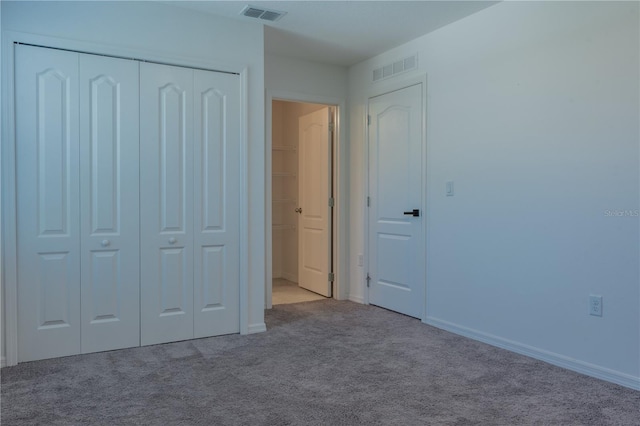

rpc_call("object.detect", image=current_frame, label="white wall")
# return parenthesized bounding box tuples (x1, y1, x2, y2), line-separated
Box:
(349, 1, 640, 389)
(271, 100, 300, 282)
(266, 53, 348, 99)
(0, 1, 4, 368)
(1, 0, 266, 361)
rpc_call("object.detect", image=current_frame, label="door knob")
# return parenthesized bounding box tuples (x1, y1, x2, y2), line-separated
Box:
(168, 237, 177, 245)
(403, 209, 420, 217)
(101, 239, 110, 247)
(295, 207, 302, 214)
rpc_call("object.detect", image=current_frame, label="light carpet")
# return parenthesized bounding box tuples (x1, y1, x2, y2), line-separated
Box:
(2, 300, 639, 425)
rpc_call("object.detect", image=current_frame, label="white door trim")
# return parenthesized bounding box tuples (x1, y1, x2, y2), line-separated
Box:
(265, 90, 347, 309)
(364, 73, 429, 321)
(1, 31, 251, 366)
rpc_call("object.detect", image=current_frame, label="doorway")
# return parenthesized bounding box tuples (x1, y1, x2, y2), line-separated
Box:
(270, 100, 335, 306)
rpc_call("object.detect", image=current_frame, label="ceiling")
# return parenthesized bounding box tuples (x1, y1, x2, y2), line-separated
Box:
(172, 1, 498, 66)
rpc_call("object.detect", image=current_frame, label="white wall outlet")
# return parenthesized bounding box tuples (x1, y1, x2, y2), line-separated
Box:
(589, 295, 603, 317)
(358, 254, 364, 267)
(446, 181, 454, 196)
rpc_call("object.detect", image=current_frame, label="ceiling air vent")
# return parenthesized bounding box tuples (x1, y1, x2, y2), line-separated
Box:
(240, 5, 287, 22)
(373, 54, 418, 82)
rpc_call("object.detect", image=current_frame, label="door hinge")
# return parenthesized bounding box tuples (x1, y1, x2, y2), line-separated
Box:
(367, 196, 370, 207)
(329, 122, 335, 132)
(366, 273, 371, 287)
(328, 272, 335, 282)
(367, 115, 371, 125)
(329, 197, 335, 208)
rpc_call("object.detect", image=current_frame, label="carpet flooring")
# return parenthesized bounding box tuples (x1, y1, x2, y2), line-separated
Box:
(1, 299, 639, 425)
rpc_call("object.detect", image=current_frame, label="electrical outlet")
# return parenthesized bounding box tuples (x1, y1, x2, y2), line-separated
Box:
(589, 295, 603, 317)
(358, 254, 364, 267)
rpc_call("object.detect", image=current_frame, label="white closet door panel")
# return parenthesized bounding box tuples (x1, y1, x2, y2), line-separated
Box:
(140, 62, 195, 346)
(193, 70, 240, 338)
(16, 45, 81, 361)
(79, 54, 140, 353)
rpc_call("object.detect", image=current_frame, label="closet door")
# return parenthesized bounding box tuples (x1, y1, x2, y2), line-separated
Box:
(16, 45, 81, 361)
(193, 70, 240, 337)
(140, 62, 195, 346)
(79, 54, 140, 353)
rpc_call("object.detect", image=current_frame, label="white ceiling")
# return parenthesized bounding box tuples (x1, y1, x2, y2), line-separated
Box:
(172, 1, 498, 66)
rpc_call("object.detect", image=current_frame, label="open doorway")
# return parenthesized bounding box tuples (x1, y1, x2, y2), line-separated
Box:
(270, 100, 336, 306)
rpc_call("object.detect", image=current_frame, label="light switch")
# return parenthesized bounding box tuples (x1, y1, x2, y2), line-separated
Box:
(446, 181, 454, 196)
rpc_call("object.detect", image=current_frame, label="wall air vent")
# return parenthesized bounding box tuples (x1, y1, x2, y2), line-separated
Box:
(372, 54, 418, 82)
(240, 5, 287, 22)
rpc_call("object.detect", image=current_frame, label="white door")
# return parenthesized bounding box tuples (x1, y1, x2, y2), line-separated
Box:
(140, 62, 195, 346)
(368, 84, 424, 318)
(79, 54, 140, 353)
(297, 108, 332, 297)
(16, 45, 81, 361)
(193, 70, 240, 337)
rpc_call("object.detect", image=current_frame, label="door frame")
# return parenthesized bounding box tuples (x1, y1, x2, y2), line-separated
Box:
(1, 31, 251, 367)
(265, 90, 347, 308)
(364, 74, 429, 321)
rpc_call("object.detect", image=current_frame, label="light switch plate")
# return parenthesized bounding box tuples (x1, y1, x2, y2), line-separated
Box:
(446, 181, 454, 196)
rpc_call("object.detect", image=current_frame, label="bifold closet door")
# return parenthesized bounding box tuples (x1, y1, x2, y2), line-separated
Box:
(16, 45, 241, 359)
(140, 62, 195, 346)
(193, 70, 240, 338)
(16, 45, 81, 361)
(79, 54, 140, 353)
(140, 63, 241, 345)
(16, 45, 140, 361)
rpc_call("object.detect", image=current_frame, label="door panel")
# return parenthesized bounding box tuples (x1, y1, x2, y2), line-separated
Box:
(298, 108, 332, 297)
(79, 54, 140, 353)
(368, 84, 424, 318)
(140, 62, 195, 345)
(16, 45, 81, 361)
(193, 70, 240, 337)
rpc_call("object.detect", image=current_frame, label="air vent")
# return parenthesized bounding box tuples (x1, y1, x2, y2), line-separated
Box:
(240, 5, 287, 22)
(373, 54, 418, 82)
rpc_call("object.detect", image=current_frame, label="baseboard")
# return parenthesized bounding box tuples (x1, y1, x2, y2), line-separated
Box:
(349, 294, 365, 304)
(247, 322, 267, 334)
(425, 317, 640, 391)
(282, 272, 297, 283)
(1, 356, 6, 368)
(272, 271, 282, 279)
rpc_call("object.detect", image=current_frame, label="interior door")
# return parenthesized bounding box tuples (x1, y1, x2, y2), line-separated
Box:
(79, 53, 140, 353)
(193, 69, 240, 337)
(16, 45, 81, 361)
(368, 84, 424, 318)
(297, 107, 332, 297)
(140, 62, 195, 346)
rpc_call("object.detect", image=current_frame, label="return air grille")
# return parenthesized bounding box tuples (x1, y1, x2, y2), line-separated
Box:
(373, 54, 418, 82)
(240, 5, 287, 22)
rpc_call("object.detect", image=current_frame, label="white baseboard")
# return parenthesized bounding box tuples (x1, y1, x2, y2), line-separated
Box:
(247, 322, 267, 334)
(282, 272, 297, 283)
(1, 356, 6, 368)
(272, 272, 298, 282)
(424, 316, 640, 391)
(349, 294, 365, 304)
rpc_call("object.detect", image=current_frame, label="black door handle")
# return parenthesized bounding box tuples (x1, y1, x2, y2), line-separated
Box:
(403, 209, 420, 217)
